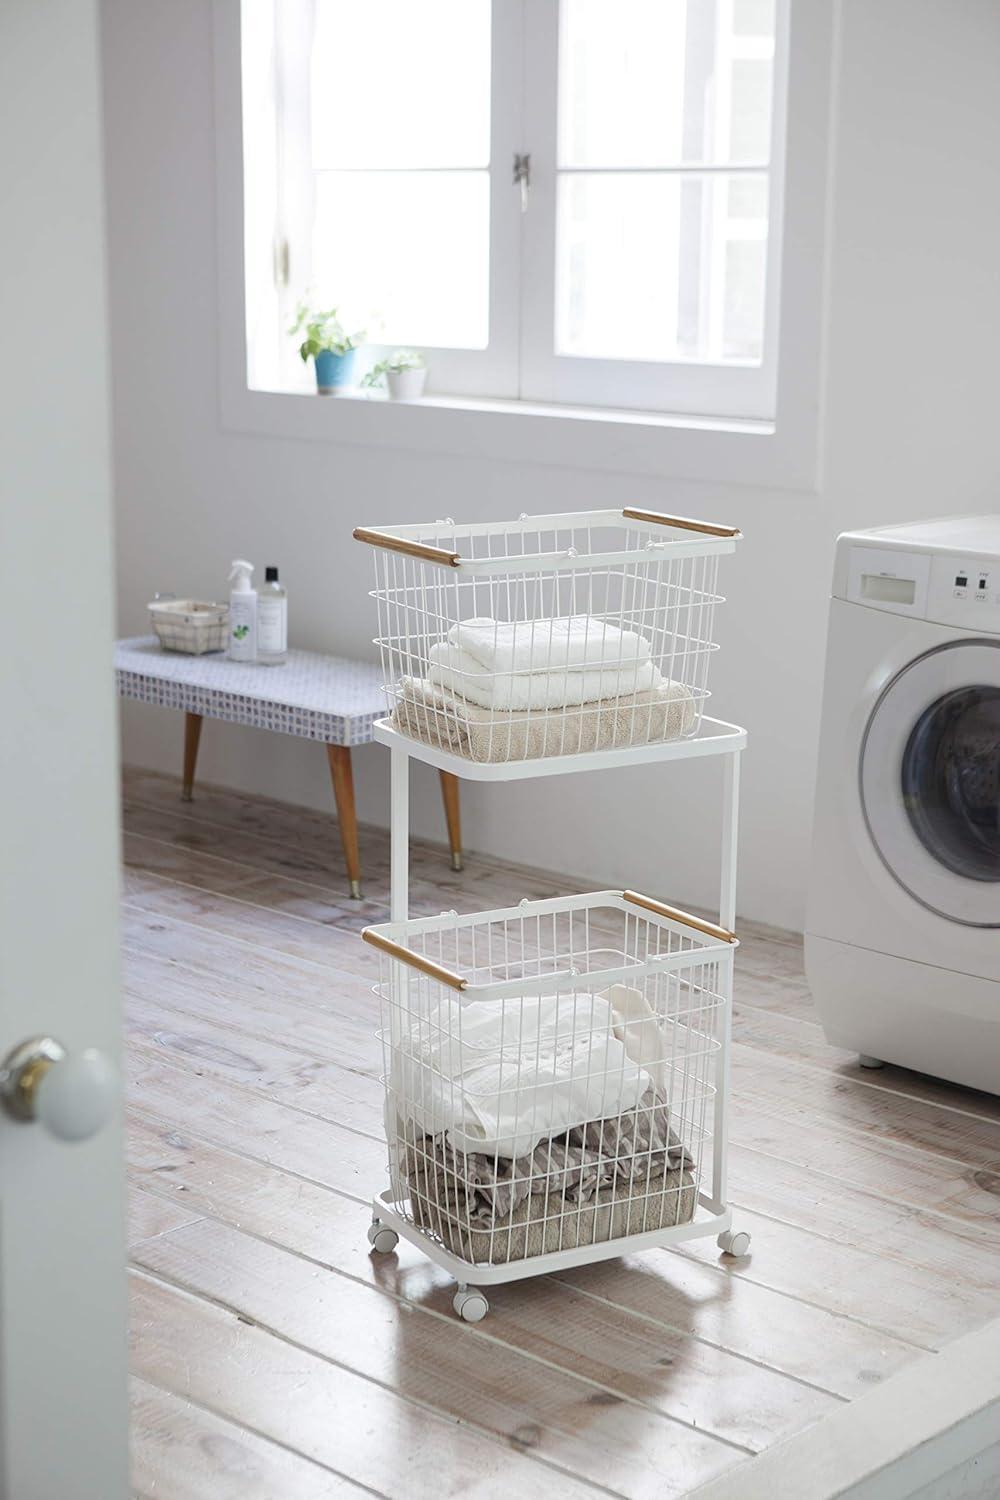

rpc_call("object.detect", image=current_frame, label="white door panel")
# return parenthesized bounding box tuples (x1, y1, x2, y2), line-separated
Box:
(0, 2, 129, 1497)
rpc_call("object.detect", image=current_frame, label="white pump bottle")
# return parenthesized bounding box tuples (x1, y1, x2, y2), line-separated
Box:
(228, 559, 257, 661)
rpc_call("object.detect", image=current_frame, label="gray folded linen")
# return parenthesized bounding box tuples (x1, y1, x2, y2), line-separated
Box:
(402, 1085, 697, 1265)
(391, 675, 697, 763)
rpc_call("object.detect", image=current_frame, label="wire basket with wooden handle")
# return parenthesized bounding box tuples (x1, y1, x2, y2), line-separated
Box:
(362, 887, 737, 1289)
(354, 508, 741, 764)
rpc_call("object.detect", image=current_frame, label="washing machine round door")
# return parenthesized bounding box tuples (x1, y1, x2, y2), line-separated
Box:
(861, 640, 1000, 926)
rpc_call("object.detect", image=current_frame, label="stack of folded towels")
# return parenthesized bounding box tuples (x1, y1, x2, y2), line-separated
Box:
(392, 615, 695, 762)
(396, 983, 697, 1263)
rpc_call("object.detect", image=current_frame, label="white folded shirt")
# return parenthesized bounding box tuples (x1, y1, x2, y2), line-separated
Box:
(427, 639, 662, 710)
(449, 616, 653, 674)
(394, 989, 650, 1158)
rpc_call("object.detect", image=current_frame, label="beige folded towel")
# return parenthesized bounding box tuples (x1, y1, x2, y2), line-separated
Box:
(391, 675, 696, 763)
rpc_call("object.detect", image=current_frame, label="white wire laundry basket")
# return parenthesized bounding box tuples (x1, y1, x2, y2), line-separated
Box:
(362, 888, 745, 1321)
(354, 508, 741, 765)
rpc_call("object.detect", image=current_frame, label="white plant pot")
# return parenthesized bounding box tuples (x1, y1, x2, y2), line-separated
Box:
(386, 367, 426, 401)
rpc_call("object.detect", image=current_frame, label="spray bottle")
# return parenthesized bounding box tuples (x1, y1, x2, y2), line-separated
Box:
(228, 559, 257, 661)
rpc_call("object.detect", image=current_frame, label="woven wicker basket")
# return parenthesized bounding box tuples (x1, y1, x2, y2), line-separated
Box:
(149, 599, 229, 655)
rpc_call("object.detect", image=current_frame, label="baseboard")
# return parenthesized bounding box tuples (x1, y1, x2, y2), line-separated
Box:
(690, 1318, 1000, 1499)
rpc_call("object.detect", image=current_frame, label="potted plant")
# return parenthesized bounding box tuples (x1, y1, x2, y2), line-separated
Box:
(290, 302, 365, 394)
(361, 349, 427, 401)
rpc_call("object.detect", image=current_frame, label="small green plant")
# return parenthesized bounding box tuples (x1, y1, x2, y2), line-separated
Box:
(289, 302, 365, 362)
(233, 623, 250, 640)
(361, 349, 426, 389)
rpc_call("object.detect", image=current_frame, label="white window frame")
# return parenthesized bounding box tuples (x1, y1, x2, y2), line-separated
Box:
(520, 0, 789, 421)
(266, 1, 525, 400)
(213, 0, 836, 491)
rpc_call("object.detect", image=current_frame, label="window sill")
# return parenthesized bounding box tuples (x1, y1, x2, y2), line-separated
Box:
(352, 386, 774, 435)
(220, 379, 819, 492)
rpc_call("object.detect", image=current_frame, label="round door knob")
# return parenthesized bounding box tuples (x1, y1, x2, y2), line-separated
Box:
(0, 1037, 116, 1142)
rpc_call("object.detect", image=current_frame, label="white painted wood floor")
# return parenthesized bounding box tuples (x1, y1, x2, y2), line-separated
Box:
(123, 767, 1000, 1499)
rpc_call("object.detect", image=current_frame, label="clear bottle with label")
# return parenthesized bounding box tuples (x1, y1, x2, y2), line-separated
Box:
(257, 565, 287, 665)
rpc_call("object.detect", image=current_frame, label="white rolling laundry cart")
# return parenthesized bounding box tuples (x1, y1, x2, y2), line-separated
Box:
(355, 508, 750, 1320)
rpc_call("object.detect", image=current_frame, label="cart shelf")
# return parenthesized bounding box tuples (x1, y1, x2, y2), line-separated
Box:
(374, 714, 746, 782)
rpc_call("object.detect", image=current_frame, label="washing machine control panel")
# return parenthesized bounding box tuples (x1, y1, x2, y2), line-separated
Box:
(926, 554, 1000, 631)
(847, 545, 1000, 632)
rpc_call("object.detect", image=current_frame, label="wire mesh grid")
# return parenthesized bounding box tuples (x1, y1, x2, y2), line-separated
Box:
(371, 895, 731, 1269)
(363, 511, 736, 764)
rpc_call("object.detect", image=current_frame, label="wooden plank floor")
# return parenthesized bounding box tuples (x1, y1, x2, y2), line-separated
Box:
(123, 766, 1000, 1498)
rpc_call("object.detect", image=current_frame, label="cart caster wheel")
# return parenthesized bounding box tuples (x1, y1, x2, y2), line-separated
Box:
(367, 1222, 399, 1255)
(453, 1287, 489, 1323)
(717, 1229, 751, 1258)
(859, 1054, 884, 1070)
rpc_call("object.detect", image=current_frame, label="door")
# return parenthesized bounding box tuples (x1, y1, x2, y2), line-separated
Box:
(861, 640, 1000, 928)
(0, 2, 129, 1497)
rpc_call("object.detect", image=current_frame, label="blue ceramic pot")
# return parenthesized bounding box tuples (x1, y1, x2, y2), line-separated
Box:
(314, 348, 357, 393)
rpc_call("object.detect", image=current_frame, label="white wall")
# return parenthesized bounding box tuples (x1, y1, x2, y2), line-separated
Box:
(101, 0, 1000, 932)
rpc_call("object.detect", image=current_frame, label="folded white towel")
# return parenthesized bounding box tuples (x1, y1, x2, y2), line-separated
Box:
(449, 616, 653, 675)
(428, 639, 662, 711)
(395, 990, 649, 1157)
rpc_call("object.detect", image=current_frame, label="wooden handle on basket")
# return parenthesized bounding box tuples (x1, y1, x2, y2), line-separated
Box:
(353, 527, 461, 568)
(622, 508, 741, 540)
(361, 928, 468, 990)
(622, 890, 737, 944)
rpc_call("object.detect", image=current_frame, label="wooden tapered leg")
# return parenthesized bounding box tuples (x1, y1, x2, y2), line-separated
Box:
(327, 744, 362, 899)
(181, 712, 203, 802)
(439, 770, 463, 872)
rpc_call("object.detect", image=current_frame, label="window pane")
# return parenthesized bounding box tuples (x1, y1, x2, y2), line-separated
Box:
(311, 0, 491, 169)
(733, 0, 775, 36)
(723, 238, 766, 359)
(729, 58, 772, 163)
(728, 175, 767, 219)
(555, 172, 767, 363)
(312, 171, 490, 348)
(559, 0, 775, 167)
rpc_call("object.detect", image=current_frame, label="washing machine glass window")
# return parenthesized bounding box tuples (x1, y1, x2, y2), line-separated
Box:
(901, 688, 1000, 883)
(860, 640, 1000, 927)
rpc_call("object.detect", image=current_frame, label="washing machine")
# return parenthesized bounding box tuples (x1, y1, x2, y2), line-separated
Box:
(805, 515, 1000, 1093)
